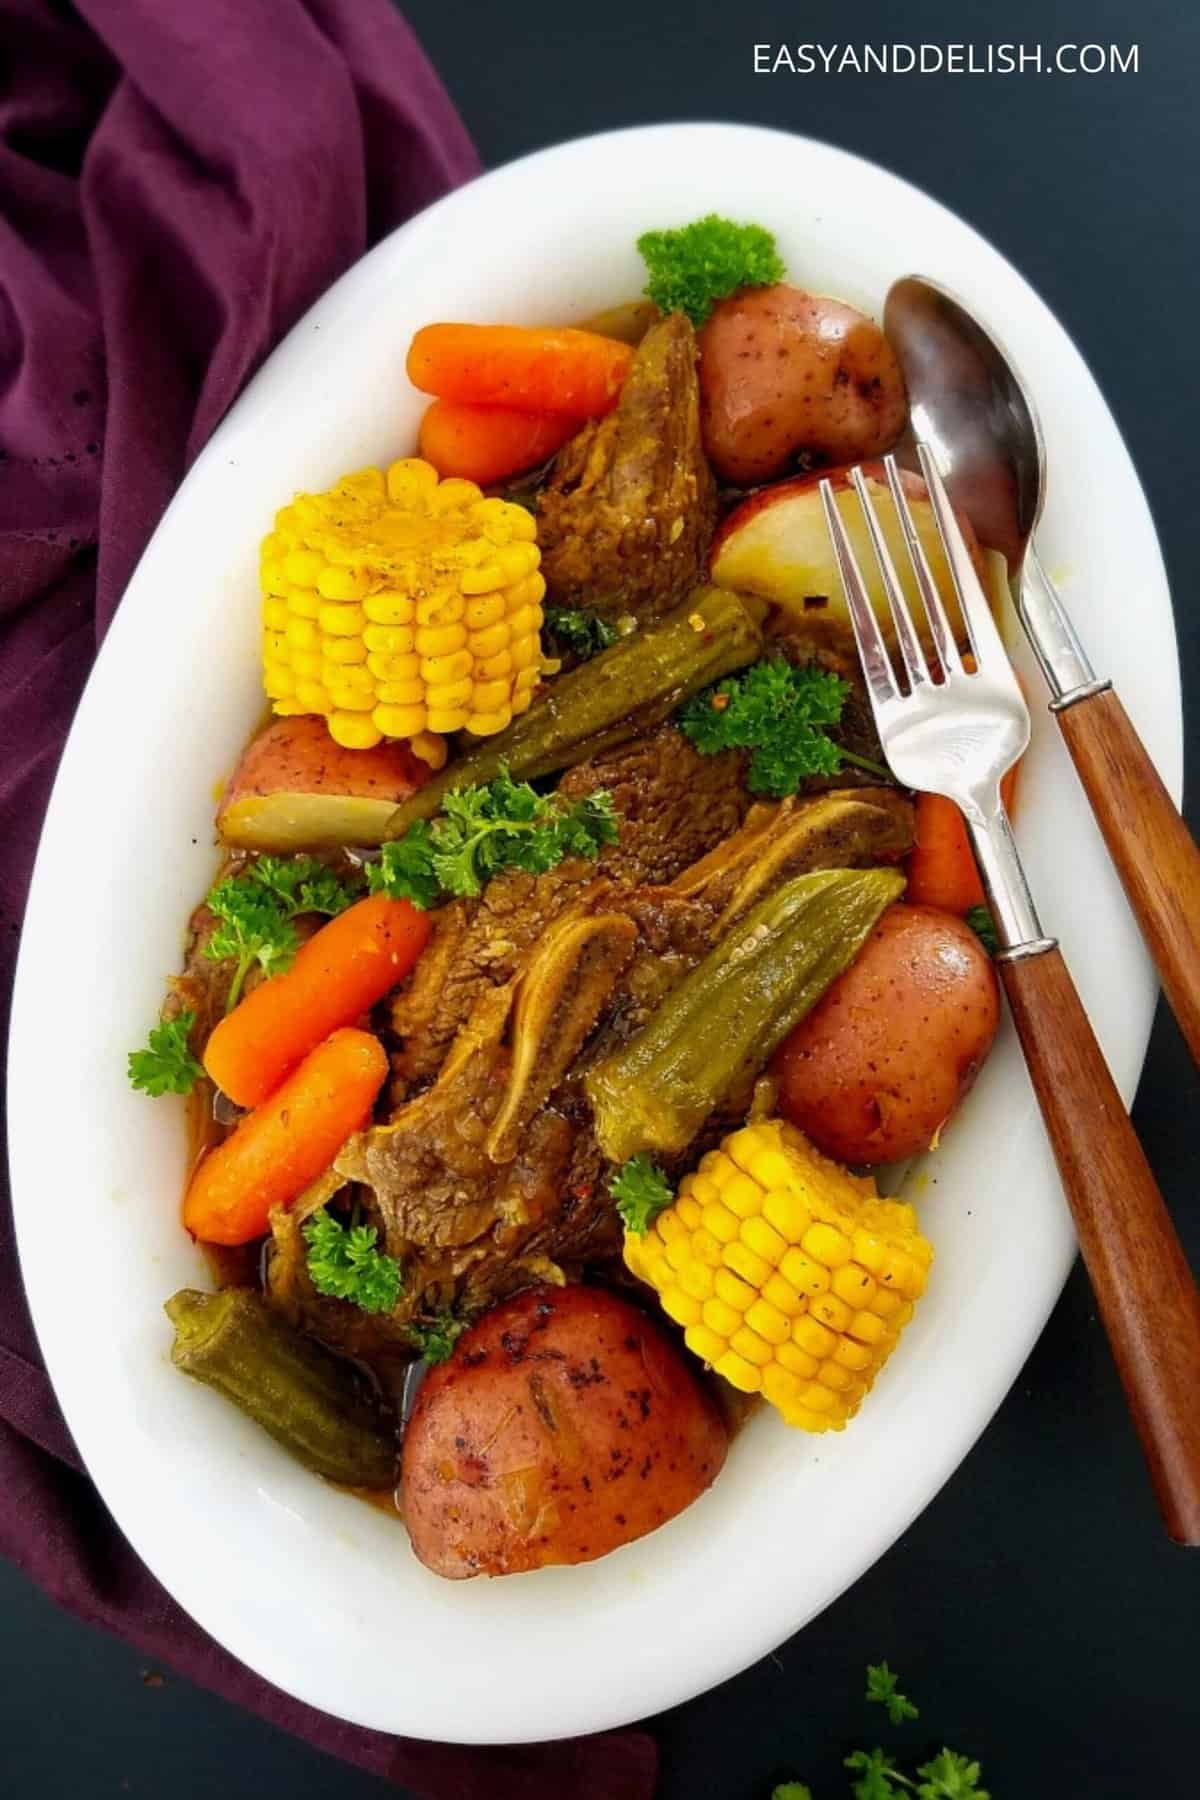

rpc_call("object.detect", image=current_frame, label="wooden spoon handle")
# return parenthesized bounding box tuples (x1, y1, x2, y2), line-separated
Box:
(1056, 687, 1200, 1064)
(1000, 943, 1200, 1543)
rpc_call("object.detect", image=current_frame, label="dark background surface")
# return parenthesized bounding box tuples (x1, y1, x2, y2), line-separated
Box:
(5, 1, 1198, 1794)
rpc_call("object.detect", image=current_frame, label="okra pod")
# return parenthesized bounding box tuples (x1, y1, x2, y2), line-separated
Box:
(166, 1287, 398, 1487)
(384, 585, 763, 834)
(586, 865, 905, 1162)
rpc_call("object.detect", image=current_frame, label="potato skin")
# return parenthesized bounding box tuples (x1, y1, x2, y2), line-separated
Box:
(699, 286, 907, 486)
(402, 1284, 729, 1579)
(217, 715, 429, 851)
(772, 904, 999, 1165)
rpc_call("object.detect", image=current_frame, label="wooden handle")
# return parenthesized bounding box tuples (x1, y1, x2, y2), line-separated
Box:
(1057, 687, 1200, 1063)
(1001, 944, 1200, 1543)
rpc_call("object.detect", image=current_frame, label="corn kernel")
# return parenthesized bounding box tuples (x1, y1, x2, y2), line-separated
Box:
(762, 1366, 804, 1413)
(714, 1350, 762, 1394)
(263, 597, 290, 630)
(364, 591, 416, 626)
(812, 1292, 852, 1333)
(410, 731, 447, 769)
(386, 457, 440, 504)
(721, 1171, 765, 1220)
(802, 1221, 852, 1268)
(741, 1215, 787, 1266)
(689, 1228, 724, 1269)
(376, 678, 426, 706)
(702, 1296, 742, 1339)
(792, 1314, 836, 1358)
(263, 664, 294, 699)
(373, 702, 426, 737)
(848, 1310, 887, 1347)
(364, 624, 417, 656)
(285, 586, 322, 619)
(468, 622, 511, 660)
(763, 1188, 812, 1244)
(286, 616, 318, 651)
(779, 1248, 830, 1297)
(319, 602, 367, 638)
(816, 1361, 855, 1393)
(291, 649, 323, 680)
(832, 1263, 876, 1307)
(745, 1298, 790, 1346)
(465, 708, 512, 735)
(713, 1267, 756, 1312)
(701, 1201, 739, 1245)
(324, 635, 368, 666)
(660, 1286, 702, 1329)
(317, 564, 371, 602)
(723, 1239, 771, 1290)
(685, 1323, 728, 1365)
(329, 712, 383, 749)
(730, 1326, 772, 1368)
(294, 679, 330, 711)
(474, 648, 514, 681)
(762, 1272, 805, 1317)
(776, 1341, 819, 1379)
(283, 548, 324, 586)
(679, 1262, 715, 1302)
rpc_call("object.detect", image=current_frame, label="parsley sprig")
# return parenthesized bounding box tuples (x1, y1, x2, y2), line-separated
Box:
(368, 770, 619, 906)
(679, 660, 890, 798)
(128, 1012, 204, 1097)
(637, 214, 785, 326)
(772, 1667, 988, 1800)
(407, 1311, 467, 1365)
(543, 606, 619, 660)
(303, 1208, 403, 1315)
(867, 1663, 919, 1727)
(609, 1153, 673, 1235)
(964, 906, 999, 957)
(205, 855, 358, 1010)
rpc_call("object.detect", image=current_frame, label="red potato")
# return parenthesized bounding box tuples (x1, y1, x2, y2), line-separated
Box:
(772, 903, 1000, 1166)
(699, 285, 907, 485)
(402, 1284, 729, 1579)
(216, 715, 430, 851)
(710, 464, 985, 660)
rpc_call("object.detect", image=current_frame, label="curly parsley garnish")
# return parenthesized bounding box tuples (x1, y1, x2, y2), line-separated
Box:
(637, 214, 785, 326)
(866, 1662, 919, 1727)
(543, 606, 619, 660)
(128, 1012, 204, 1097)
(609, 1153, 673, 1235)
(679, 659, 889, 797)
(303, 1208, 403, 1315)
(964, 905, 999, 957)
(368, 770, 619, 906)
(407, 1311, 467, 1365)
(204, 855, 359, 1010)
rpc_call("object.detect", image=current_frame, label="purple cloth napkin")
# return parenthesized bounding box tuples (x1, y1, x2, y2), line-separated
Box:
(0, 4, 657, 1794)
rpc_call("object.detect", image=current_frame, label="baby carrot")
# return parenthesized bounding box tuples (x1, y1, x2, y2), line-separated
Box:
(418, 399, 578, 485)
(407, 324, 632, 418)
(183, 1028, 388, 1245)
(905, 765, 1020, 913)
(204, 894, 430, 1109)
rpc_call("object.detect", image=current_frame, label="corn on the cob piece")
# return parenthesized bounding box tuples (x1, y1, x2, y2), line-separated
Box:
(623, 1118, 932, 1432)
(259, 458, 548, 759)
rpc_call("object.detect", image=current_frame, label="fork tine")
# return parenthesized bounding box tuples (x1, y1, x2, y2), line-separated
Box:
(819, 479, 898, 710)
(849, 466, 930, 689)
(915, 442, 1010, 672)
(882, 453, 962, 677)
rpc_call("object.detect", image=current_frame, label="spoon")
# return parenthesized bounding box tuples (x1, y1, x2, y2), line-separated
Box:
(885, 275, 1200, 1064)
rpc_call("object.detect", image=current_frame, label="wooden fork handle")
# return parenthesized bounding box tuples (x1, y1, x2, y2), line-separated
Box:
(1000, 943, 1200, 1543)
(1056, 686, 1200, 1065)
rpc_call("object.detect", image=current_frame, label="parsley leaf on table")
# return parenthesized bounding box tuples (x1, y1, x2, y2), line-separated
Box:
(772, 1786, 814, 1800)
(369, 770, 619, 905)
(678, 659, 889, 797)
(845, 1748, 912, 1799)
(303, 1208, 403, 1315)
(128, 1011, 204, 1097)
(866, 1663, 920, 1726)
(407, 1310, 466, 1364)
(915, 1751, 989, 1799)
(609, 1153, 673, 1235)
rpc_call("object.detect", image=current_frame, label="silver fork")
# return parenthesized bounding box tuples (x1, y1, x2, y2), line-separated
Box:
(821, 448, 1200, 1545)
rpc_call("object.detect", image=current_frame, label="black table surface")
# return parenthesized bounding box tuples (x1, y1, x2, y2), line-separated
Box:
(5, 2, 1199, 1794)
